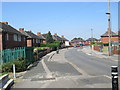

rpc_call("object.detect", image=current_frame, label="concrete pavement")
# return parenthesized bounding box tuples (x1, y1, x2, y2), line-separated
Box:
(80, 46, 119, 61)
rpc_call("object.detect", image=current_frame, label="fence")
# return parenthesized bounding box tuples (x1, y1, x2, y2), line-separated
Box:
(0, 47, 34, 64)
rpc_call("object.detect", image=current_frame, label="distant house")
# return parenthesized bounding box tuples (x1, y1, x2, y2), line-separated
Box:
(19, 28, 41, 47)
(52, 33, 63, 42)
(85, 38, 100, 45)
(61, 35, 70, 47)
(52, 33, 70, 47)
(71, 40, 84, 46)
(37, 32, 45, 43)
(0, 22, 27, 51)
(42, 33, 47, 44)
(101, 30, 120, 45)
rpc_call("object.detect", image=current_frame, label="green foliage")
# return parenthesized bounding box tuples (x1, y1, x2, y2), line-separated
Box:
(34, 47, 49, 50)
(71, 37, 85, 41)
(46, 31, 54, 43)
(90, 42, 103, 45)
(1, 58, 27, 73)
(39, 41, 60, 50)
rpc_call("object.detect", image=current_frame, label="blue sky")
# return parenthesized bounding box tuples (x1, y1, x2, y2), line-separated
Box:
(2, 2, 118, 40)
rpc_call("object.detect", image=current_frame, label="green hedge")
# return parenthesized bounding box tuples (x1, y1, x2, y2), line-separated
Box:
(1, 58, 28, 73)
(40, 41, 60, 50)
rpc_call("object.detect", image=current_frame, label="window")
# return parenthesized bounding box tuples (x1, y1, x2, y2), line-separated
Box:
(13, 34, 18, 41)
(18, 35, 21, 41)
(5, 33, 9, 40)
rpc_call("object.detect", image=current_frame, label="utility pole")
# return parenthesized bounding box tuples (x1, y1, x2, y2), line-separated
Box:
(106, 0, 112, 56)
(91, 29, 93, 43)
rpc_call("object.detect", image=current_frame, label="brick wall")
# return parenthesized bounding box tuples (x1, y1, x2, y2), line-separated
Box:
(92, 45, 100, 52)
(2, 32, 27, 50)
(101, 36, 119, 43)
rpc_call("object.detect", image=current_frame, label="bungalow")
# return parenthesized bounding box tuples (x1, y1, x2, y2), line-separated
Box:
(0, 22, 27, 51)
(71, 40, 84, 46)
(85, 38, 101, 45)
(19, 28, 41, 47)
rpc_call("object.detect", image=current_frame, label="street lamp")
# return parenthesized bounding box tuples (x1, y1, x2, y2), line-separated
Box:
(106, 0, 112, 56)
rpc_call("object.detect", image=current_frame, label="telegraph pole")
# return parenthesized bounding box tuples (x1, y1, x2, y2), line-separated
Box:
(91, 29, 93, 42)
(106, 0, 112, 56)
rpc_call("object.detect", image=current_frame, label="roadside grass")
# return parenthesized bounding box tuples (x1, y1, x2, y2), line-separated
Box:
(0, 72, 9, 76)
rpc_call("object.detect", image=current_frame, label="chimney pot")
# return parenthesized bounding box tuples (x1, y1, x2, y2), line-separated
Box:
(1, 22, 8, 25)
(62, 35, 64, 38)
(54, 33, 57, 36)
(37, 32, 41, 36)
(19, 28, 24, 32)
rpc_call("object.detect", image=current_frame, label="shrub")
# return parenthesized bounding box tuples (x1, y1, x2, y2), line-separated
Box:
(2, 58, 27, 73)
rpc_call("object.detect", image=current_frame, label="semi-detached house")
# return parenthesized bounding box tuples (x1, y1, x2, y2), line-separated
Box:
(0, 22, 27, 51)
(19, 28, 41, 47)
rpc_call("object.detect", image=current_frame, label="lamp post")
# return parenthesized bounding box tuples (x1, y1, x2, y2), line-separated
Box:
(106, 0, 112, 56)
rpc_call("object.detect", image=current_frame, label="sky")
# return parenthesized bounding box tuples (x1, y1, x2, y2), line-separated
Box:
(1, 2, 118, 40)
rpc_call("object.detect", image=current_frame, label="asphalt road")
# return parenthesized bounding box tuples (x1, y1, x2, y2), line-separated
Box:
(12, 47, 118, 88)
(65, 47, 117, 77)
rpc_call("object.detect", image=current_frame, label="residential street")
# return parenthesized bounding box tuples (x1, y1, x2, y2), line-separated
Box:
(13, 46, 118, 88)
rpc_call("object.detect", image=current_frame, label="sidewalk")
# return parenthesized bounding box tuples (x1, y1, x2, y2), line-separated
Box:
(81, 46, 119, 61)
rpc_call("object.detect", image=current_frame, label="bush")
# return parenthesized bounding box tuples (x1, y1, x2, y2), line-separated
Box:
(2, 58, 27, 73)
(39, 41, 60, 50)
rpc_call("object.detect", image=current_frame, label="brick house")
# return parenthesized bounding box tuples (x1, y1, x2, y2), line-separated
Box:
(0, 22, 27, 51)
(19, 28, 41, 47)
(101, 30, 120, 44)
(71, 40, 85, 46)
(85, 38, 101, 45)
(37, 32, 45, 43)
(52, 33, 63, 42)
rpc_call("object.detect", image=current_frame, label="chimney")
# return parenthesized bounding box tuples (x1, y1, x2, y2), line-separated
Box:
(62, 35, 64, 38)
(54, 33, 57, 36)
(19, 28, 24, 32)
(37, 32, 41, 36)
(1, 22, 8, 25)
(27, 30, 32, 32)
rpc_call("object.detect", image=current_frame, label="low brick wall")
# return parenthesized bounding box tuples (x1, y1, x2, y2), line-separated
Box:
(112, 46, 120, 55)
(92, 45, 101, 52)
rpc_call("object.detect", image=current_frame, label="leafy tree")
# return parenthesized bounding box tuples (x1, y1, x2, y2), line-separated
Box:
(46, 31, 54, 43)
(71, 37, 84, 41)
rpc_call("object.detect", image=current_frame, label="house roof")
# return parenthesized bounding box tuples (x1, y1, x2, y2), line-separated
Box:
(38, 34, 45, 40)
(86, 38, 98, 41)
(0, 22, 26, 36)
(101, 31, 117, 37)
(52, 35, 63, 41)
(42, 34, 47, 39)
(21, 31, 40, 39)
(61, 37, 69, 41)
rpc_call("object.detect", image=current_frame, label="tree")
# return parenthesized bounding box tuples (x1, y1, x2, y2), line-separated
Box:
(71, 37, 84, 41)
(46, 31, 54, 43)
